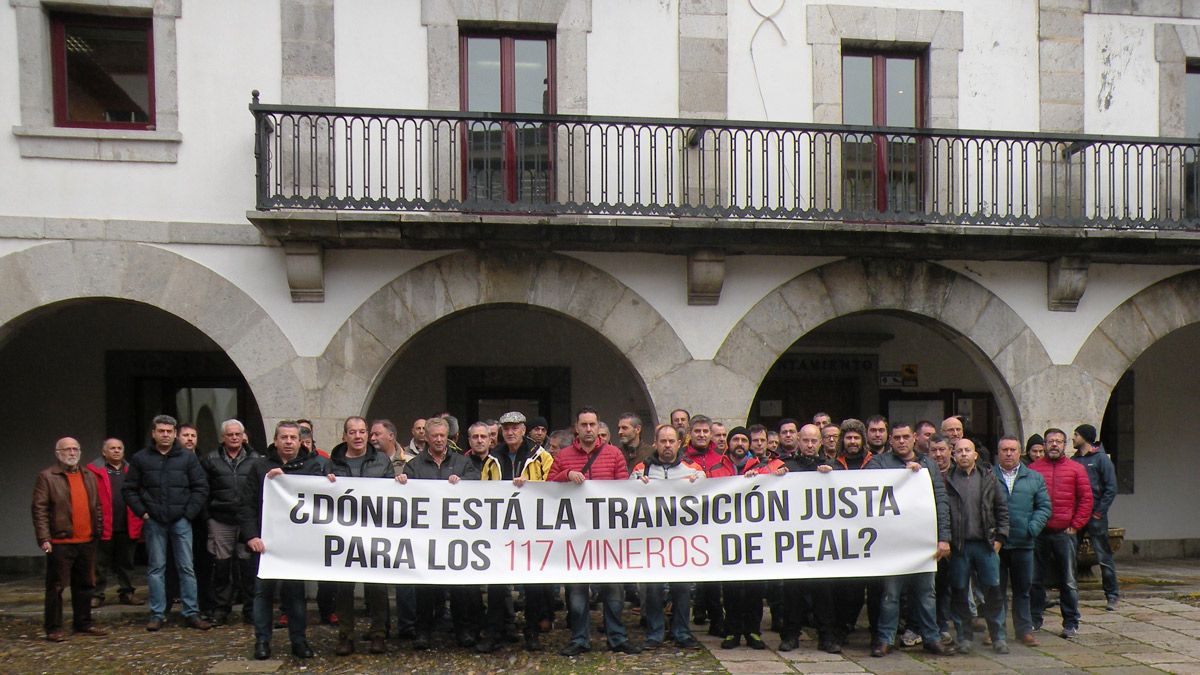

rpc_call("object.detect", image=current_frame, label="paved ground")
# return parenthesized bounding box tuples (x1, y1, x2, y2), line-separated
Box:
(0, 559, 1198, 673)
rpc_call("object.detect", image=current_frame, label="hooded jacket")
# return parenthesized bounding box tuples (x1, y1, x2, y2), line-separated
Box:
(1073, 446, 1117, 518)
(123, 443, 208, 524)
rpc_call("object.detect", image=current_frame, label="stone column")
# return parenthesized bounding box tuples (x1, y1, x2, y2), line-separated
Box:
(1038, 0, 1086, 220)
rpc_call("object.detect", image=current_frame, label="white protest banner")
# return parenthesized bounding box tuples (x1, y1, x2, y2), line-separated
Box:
(258, 469, 938, 584)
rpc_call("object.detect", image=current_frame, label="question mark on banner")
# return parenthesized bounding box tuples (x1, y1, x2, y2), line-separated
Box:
(859, 528, 878, 558)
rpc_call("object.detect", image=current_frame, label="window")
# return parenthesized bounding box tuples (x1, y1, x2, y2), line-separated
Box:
(51, 12, 154, 130)
(1184, 64, 1200, 217)
(460, 31, 555, 204)
(841, 50, 924, 214)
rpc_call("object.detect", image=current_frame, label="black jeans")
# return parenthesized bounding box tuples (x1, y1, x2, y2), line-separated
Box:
(335, 582, 388, 640)
(44, 541, 96, 634)
(95, 533, 135, 600)
(721, 580, 764, 637)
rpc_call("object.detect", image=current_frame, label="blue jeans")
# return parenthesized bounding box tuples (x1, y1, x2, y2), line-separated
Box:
(642, 582, 692, 643)
(949, 541, 1003, 642)
(1086, 515, 1120, 601)
(993, 547, 1035, 639)
(253, 576, 306, 644)
(566, 584, 627, 648)
(877, 572, 938, 646)
(1032, 530, 1080, 630)
(144, 518, 199, 619)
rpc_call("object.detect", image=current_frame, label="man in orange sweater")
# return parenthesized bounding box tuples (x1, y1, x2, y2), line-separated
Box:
(31, 437, 106, 642)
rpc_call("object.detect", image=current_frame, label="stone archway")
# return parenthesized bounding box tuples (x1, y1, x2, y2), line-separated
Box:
(318, 250, 692, 423)
(713, 258, 1053, 438)
(1070, 269, 1200, 432)
(0, 240, 304, 430)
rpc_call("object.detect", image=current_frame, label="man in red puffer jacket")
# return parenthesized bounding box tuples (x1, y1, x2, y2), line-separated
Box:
(1028, 428, 1093, 639)
(549, 407, 640, 657)
(86, 438, 144, 607)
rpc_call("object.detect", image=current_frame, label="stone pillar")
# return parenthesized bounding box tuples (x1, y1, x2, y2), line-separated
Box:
(279, 0, 335, 201)
(679, 0, 728, 209)
(645, 360, 759, 431)
(1012, 364, 1113, 441)
(1038, 0, 1086, 220)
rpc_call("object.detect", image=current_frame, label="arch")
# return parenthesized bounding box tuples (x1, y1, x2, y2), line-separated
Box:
(320, 250, 692, 416)
(0, 240, 304, 431)
(713, 258, 1054, 437)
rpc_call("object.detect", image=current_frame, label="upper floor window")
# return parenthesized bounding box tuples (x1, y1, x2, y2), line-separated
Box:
(51, 12, 154, 130)
(841, 50, 924, 214)
(460, 31, 555, 204)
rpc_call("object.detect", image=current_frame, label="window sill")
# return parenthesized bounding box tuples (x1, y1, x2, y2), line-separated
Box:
(12, 125, 181, 163)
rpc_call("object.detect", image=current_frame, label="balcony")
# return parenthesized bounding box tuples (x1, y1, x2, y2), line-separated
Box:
(248, 95, 1200, 264)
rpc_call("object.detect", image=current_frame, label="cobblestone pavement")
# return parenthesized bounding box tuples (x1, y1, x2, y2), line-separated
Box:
(0, 559, 1197, 674)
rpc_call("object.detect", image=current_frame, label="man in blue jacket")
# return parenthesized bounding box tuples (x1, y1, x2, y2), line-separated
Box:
(1072, 424, 1119, 611)
(991, 435, 1051, 647)
(122, 414, 211, 632)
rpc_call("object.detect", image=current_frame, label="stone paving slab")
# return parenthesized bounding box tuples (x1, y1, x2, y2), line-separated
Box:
(206, 662, 282, 674)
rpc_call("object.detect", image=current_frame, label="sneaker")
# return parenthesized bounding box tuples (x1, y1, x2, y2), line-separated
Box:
(940, 631, 955, 645)
(1060, 626, 1078, 639)
(900, 628, 923, 647)
(745, 633, 766, 650)
(720, 635, 739, 649)
(993, 640, 1010, 654)
(1106, 597, 1119, 612)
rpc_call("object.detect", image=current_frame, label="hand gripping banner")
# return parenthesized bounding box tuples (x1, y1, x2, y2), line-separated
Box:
(258, 469, 938, 584)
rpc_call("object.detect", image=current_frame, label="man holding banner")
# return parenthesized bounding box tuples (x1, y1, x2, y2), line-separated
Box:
(397, 416, 482, 651)
(630, 423, 704, 650)
(865, 422, 955, 657)
(241, 421, 329, 660)
(548, 406, 642, 656)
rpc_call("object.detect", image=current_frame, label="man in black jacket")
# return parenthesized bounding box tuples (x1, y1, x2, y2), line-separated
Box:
(328, 416, 395, 656)
(122, 414, 211, 632)
(242, 420, 330, 660)
(945, 438, 1009, 654)
(200, 419, 259, 624)
(399, 416, 482, 650)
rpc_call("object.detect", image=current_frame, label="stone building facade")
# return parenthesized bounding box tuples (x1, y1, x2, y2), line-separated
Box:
(2, 0, 1200, 563)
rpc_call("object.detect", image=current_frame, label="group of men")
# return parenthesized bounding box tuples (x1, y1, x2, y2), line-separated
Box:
(31, 407, 1119, 661)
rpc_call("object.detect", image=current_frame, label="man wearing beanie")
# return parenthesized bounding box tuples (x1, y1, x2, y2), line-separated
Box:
(1024, 435, 1045, 465)
(1072, 424, 1119, 610)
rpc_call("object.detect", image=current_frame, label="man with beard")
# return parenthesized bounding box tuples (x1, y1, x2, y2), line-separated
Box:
(834, 419, 873, 470)
(243, 421, 329, 660)
(718, 425, 767, 650)
(526, 416, 549, 449)
(820, 424, 840, 460)
(549, 407, 641, 656)
(865, 423, 955, 657)
(32, 437, 106, 642)
(616, 413, 653, 472)
(865, 416, 890, 456)
(1029, 428, 1093, 639)
(670, 409, 691, 439)
(829, 418, 877, 645)
(631, 424, 704, 650)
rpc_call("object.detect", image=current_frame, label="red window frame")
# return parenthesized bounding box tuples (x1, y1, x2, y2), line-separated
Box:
(842, 49, 926, 212)
(459, 30, 556, 204)
(50, 12, 156, 130)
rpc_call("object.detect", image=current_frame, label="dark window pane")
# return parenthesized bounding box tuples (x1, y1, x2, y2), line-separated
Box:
(63, 21, 150, 124)
(1186, 69, 1200, 139)
(842, 55, 873, 125)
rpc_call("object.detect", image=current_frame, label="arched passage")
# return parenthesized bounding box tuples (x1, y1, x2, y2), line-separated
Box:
(1076, 270, 1200, 544)
(0, 240, 304, 430)
(317, 250, 692, 426)
(714, 259, 1052, 439)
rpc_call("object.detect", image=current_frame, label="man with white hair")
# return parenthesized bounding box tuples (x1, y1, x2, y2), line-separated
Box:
(200, 419, 260, 625)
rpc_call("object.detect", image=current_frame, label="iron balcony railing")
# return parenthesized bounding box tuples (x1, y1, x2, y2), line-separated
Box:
(251, 95, 1200, 229)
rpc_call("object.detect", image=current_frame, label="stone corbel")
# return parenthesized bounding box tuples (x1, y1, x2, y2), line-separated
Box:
(284, 242, 324, 302)
(687, 249, 725, 305)
(1047, 256, 1088, 312)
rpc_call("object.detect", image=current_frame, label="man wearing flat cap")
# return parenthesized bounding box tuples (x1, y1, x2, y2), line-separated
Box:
(1072, 424, 1119, 610)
